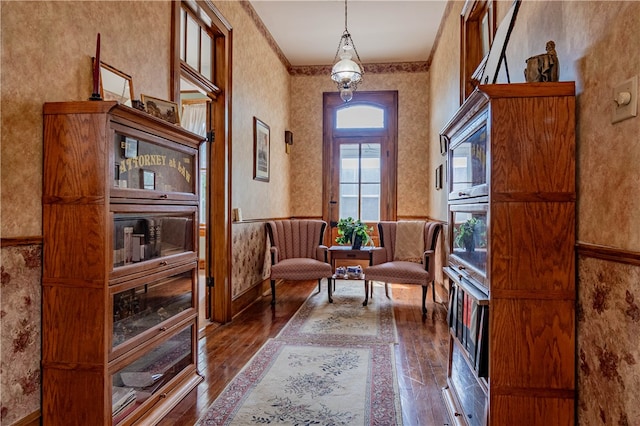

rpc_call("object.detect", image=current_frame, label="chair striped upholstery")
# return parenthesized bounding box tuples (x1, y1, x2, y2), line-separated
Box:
(364, 221, 442, 314)
(265, 220, 332, 305)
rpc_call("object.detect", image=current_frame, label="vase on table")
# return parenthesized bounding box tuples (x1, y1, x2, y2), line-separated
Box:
(351, 232, 363, 250)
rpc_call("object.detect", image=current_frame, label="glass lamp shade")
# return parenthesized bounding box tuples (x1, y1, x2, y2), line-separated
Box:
(331, 50, 363, 86)
(340, 87, 354, 102)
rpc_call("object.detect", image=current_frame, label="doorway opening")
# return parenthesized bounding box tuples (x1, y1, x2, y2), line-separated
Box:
(174, 1, 232, 327)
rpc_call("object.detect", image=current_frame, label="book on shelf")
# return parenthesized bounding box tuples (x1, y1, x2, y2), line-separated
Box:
(132, 234, 144, 262)
(121, 372, 163, 388)
(112, 386, 136, 416)
(112, 399, 138, 424)
(135, 375, 167, 403)
(146, 218, 162, 258)
(455, 287, 464, 341)
(154, 221, 162, 257)
(124, 227, 134, 265)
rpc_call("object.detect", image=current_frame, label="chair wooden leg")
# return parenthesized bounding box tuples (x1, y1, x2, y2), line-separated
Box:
(270, 280, 276, 305)
(431, 280, 436, 302)
(385, 283, 390, 298)
(421, 285, 428, 314)
(317, 278, 322, 292)
(363, 280, 369, 306)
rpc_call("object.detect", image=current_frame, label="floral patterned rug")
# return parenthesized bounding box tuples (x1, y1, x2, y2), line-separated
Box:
(196, 282, 402, 425)
(277, 280, 398, 345)
(195, 339, 401, 425)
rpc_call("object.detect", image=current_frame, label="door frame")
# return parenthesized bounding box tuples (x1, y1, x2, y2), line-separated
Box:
(322, 91, 398, 247)
(172, 1, 233, 324)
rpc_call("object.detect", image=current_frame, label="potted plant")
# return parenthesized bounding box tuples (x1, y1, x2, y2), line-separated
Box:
(336, 217, 371, 249)
(455, 217, 478, 253)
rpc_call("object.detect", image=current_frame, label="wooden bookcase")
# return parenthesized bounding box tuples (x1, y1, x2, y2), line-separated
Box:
(440, 82, 576, 425)
(42, 101, 204, 425)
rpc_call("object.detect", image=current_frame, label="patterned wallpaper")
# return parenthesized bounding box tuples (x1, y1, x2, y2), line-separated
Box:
(578, 256, 640, 424)
(0, 1, 172, 238)
(231, 222, 271, 299)
(0, 245, 42, 424)
(427, 1, 463, 223)
(213, 1, 292, 221)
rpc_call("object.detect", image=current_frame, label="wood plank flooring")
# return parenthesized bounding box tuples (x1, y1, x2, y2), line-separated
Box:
(159, 280, 451, 426)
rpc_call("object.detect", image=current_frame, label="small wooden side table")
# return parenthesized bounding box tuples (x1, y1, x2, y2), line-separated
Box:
(328, 246, 382, 306)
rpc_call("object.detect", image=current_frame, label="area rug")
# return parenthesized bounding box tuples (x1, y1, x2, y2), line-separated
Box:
(195, 339, 402, 425)
(195, 281, 403, 425)
(277, 280, 398, 345)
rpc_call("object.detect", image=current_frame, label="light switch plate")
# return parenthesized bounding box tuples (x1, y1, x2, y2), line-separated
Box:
(612, 75, 638, 124)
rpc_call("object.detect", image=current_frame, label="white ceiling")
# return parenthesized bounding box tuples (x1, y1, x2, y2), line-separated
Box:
(249, 1, 448, 66)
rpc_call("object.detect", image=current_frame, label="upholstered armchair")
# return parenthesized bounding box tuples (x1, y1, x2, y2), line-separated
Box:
(364, 221, 442, 314)
(265, 220, 333, 305)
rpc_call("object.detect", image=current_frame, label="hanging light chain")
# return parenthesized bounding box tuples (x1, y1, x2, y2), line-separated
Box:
(330, 0, 365, 99)
(344, 0, 348, 31)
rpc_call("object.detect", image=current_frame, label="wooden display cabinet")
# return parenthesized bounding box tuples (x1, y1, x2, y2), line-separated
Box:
(42, 101, 204, 425)
(440, 83, 576, 425)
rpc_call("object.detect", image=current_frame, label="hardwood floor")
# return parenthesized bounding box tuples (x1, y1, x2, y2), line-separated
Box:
(159, 280, 451, 426)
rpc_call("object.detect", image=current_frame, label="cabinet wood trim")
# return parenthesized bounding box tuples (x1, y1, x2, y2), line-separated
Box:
(491, 192, 576, 203)
(490, 289, 576, 300)
(489, 386, 576, 399)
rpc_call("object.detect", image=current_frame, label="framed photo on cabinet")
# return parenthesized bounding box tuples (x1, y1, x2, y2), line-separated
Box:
(123, 137, 138, 159)
(141, 94, 180, 125)
(253, 117, 270, 182)
(95, 59, 134, 107)
(142, 169, 156, 190)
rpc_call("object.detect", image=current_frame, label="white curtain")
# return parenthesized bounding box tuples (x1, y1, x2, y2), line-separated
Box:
(181, 102, 207, 137)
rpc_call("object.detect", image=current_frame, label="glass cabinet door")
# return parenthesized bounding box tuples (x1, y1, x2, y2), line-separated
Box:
(111, 127, 198, 200)
(113, 212, 196, 269)
(449, 203, 488, 290)
(450, 208, 487, 274)
(110, 267, 195, 353)
(111, 324, 194, 423)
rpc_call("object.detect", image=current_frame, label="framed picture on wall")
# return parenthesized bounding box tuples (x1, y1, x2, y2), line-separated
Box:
(435, 164, 443, 190)
(253, 117, 270, 182)
(439, 134, 449, 156)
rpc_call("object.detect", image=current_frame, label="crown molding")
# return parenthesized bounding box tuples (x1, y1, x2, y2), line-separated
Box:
(239, 1, 291, 70)
(289, 61, 429, 77)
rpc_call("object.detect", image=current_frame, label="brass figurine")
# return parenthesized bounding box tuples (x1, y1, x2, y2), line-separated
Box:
(524, 40, 559, 82)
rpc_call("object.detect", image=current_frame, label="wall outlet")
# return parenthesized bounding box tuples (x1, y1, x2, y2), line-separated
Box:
(612, 75, 638, 124)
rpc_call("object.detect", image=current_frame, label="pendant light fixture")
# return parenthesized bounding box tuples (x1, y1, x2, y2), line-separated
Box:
(331, 0, 364, 102)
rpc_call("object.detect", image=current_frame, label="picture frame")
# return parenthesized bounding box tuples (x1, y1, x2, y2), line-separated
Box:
(123, 137, 138, 159)
(141, 169, 156, 190)
(253, 117, 270, 182)
(439, 134, 449, 156)
(141, 94, 181, 125)
(479, 0, 521, 85)
(435, 164, 443, 190)
(94, 59, 134, 107)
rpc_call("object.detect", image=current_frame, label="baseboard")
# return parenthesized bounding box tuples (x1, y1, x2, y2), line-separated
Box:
(232, 279, 271, 317)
